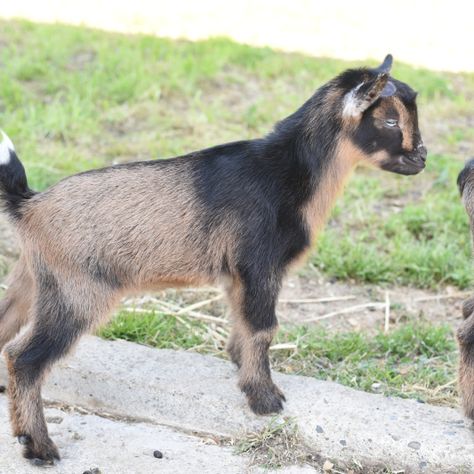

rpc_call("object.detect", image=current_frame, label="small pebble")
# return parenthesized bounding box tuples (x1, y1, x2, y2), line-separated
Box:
(323, 460, 334, 471)
(316, 425, 324, 433)
(46, 416, 63, 424)
(371, 382, 382, 392)
(408, 441, 421, 450)
(153, 450, 163, 459)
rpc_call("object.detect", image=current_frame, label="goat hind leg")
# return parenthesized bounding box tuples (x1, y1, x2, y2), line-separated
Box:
(4, 270, 113, 464)
(0, 260, 34, 394)
(0, 259, 34, 353)
(226, 283, 245, 367)
(5, 320, 83, 464)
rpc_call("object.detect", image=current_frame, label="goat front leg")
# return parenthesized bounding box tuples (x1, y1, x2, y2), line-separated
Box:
(227, 275, 285, 414)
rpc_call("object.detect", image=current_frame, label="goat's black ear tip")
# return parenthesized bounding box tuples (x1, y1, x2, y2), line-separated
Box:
(375, 54, 393, 74)
(382, 54, 393, 69)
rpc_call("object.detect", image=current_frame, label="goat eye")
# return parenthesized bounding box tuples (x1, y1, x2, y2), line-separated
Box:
(384, 119, 398, 128)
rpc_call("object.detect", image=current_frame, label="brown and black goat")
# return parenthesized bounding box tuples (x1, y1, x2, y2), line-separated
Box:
(456, 160, 474, 419)
(0, 55, 427, 464)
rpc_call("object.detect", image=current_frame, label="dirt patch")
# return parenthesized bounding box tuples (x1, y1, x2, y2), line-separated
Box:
(278, 268, 466, 334)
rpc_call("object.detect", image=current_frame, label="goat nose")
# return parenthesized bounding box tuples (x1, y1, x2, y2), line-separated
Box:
(417, 144, 427, 161)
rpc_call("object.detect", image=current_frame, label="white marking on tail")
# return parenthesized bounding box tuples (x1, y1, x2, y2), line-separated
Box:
(0, 130, 15, 165)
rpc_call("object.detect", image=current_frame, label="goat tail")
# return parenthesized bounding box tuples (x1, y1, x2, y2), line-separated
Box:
(0, 130, 35, 220)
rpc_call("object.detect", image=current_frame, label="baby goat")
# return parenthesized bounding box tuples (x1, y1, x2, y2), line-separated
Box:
(0, 55, 426, 464)
(456, 160, 474, 419)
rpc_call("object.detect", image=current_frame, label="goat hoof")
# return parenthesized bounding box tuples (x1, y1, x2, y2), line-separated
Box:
(245, 382, 286, 415)
(30, 457, 52, 467)
(21, 435, 60, 465)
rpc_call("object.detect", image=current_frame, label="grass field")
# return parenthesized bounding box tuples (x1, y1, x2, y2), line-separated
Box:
(1, 20, 472, 288)
(0, 20, 471, 405)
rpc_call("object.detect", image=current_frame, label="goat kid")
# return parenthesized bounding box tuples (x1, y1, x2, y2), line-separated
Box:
(0, 55, 427, 464)
(456, 160, 474, 419)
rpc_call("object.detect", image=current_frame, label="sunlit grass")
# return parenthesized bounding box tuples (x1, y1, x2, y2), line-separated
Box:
(0, 19, 472, 288)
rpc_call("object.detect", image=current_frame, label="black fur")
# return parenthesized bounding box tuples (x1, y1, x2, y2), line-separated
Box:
(189, 87, 340, 330)
(11, 265, 85, 386)
(0, 148, 35, 220)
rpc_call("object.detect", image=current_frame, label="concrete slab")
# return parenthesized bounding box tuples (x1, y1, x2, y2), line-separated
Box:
(1, 336, 473, 473)
(0, 398, 252, 474)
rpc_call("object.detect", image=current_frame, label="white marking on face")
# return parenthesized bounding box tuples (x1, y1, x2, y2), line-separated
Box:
(0, 130, 14, 165)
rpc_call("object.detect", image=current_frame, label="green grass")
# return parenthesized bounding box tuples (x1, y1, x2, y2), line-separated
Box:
(0, 19, 473, 288)
(100, 309, 458, 406)
(99, 309, 219, 351)
(314, 154, 472, 288)
(274, 322, 458, 406)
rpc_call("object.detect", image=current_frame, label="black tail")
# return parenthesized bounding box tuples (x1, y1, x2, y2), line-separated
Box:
(0, 130, 35, 220)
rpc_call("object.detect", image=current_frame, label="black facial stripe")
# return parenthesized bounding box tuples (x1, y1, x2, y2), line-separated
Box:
(352, 114, 402, 155)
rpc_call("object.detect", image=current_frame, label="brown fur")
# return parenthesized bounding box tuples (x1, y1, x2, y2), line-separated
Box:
(0, 257, 34, 350)
(457, 164, 474, 420)
(20, 169, 222, 290)
(458, 315, 474, 418)
(463, 296, 474, 320)
(392, 96, 414, 150)
(301, 138, 359, 245)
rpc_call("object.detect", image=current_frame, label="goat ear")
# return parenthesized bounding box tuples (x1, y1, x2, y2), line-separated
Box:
(342, 72, 389, 118)
(375, 54, 393, 74)
(380, 80, 396, 97)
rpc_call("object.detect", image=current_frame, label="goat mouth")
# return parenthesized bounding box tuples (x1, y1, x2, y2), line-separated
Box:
(381, 155, 425, 176)
(396, 154, 426, 175)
